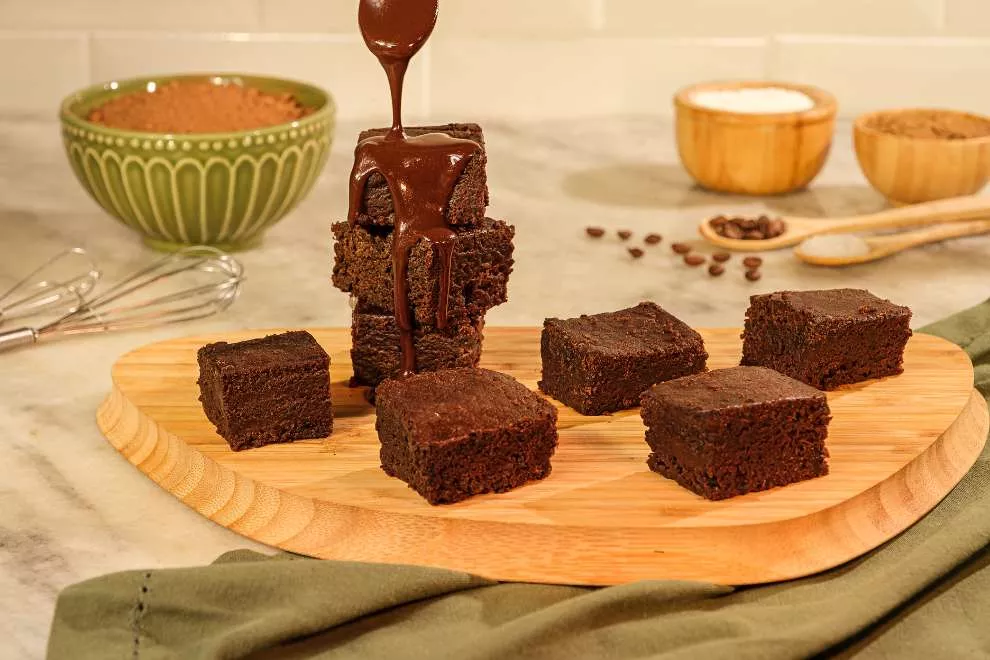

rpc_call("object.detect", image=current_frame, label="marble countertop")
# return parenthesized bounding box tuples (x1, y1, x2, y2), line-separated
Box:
(2, 117, 988, 657)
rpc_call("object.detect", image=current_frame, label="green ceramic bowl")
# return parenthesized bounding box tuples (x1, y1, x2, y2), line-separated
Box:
(59, 73, 336, 251)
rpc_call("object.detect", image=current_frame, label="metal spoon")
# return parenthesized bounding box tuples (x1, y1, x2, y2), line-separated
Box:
(795, 218, 990, 266)
(698, 195, 990, 251)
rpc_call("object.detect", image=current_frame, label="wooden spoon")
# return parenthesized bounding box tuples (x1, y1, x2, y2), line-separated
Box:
(698, 195, 990, 251)
(795, 218, 990, 266)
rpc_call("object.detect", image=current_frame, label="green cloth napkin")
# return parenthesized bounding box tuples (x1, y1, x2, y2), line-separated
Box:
(48, 301, 990, 660)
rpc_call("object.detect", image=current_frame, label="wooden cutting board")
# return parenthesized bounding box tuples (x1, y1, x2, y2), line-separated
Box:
(97, 328, 987, 586)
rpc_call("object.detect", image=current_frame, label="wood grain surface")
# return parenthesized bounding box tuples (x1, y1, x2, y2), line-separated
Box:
(96, 328, 987, 586)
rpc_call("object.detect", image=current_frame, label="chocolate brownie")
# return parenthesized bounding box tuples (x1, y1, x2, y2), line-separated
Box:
(539, 302, 708, 415)
(350, 310, 484, 387)
(197, 331, 332, 451)
(332, 217, 514, 327)
(354, 123, 489, 227)
(642, 366, 831, 500)
(741, 289, 913, 390)
(375, 368, 558, 505)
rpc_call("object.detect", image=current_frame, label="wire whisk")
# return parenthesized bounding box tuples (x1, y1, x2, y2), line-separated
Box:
(0, 247, 101, 325)
(0, 246, 243, 353)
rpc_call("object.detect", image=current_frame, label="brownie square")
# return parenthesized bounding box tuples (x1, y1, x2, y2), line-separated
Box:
(354, 123, 489, 227)
(642, 366, 831, 500)
(375, 368, 558, 505)
(741, 289, 913, 390)
(538, 302, 708, 416)
(332, 217, 514, 327)
(197, 331, 332, 451)
(350, 310, 484, 387)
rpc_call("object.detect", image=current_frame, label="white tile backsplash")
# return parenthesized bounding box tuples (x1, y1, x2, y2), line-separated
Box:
(0, 0, 260, 31)
(604, 0, 944, 37)
(259, 0, 355, 33)
(430, 38, 767, 119)
(0, 32, 88, 116)
(945, 0, 990, 36)
(90, 33, 427, 121)
(771, 36, 990, 116)
(3, 0, 990, 122)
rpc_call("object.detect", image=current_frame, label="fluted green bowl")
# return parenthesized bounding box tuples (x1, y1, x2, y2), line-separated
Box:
(59, 73, 336, 251)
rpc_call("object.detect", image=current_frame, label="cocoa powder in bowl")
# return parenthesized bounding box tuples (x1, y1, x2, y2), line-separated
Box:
(866, 110, 990, 140)
(87, 80, 313, 133)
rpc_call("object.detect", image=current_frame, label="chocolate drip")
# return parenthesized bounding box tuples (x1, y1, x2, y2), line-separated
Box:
(349, 0, 481, 376)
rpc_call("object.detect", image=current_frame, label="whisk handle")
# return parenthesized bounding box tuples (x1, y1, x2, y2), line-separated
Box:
(0, 327, 38, 353)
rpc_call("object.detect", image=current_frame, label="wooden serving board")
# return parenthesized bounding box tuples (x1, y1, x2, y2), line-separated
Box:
(97, 328, 987, 586)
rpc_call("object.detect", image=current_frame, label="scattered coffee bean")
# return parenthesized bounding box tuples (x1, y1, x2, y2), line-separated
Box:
(712, 252, 731, 263)
(628, 247, 645, 259)
(743, 256, 763, 269)
(684, 254, 706, 267)
(671, 242, 691, 254)
(586, 226, 605, 238)
(745, 269, 763, 282)
(617, 230, 633, 240)
(644, 233, 663, 245)
(708, 264, 725, 277)
(709, 214, 787, 241)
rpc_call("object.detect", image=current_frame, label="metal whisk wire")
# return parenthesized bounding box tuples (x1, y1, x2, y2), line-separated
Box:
(0, 246, 243, 352)
(0, 247, 101, 325)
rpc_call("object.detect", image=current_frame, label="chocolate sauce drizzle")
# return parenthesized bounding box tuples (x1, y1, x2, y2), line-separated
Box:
(348, 0, 481, 376)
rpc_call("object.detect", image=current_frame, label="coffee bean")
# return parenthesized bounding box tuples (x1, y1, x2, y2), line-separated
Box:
(745, 269, 762, 282)
(709, 216, 728, 229)
(586, 226, 605, 238)
(723, 224, 744, 240)
(739, 218, 758, 231)
(708, 264, 725, 277)
(743, 256, 763, 268)
(743, 230, 765, 240)
(671, 242, 691, 254)
(768, 219, 786, 237)
(712, 252, 731, 263)
(684, 254, 706, 267)
(644, 233, 663, 245)
(628, 247, 645, 259)
(617, 230, 633, 240)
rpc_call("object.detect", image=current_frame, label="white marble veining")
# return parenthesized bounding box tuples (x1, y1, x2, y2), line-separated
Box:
(1, 117, 988, 658)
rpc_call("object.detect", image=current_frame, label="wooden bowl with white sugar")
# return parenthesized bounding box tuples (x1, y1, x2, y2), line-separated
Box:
(674, 81, 837, 195)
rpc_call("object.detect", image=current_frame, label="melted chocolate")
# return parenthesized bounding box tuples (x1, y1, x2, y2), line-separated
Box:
(349, 0, 481, 376)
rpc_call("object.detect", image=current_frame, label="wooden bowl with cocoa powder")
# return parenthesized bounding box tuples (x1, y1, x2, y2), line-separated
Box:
(59, 73, 336, 251)
(854, 108, 990, 205)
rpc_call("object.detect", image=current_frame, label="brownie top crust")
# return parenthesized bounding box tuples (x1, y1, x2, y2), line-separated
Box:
(198, 330, 328, 370)
(544, 302, 704, 356)
(751, 289, 911, 324)
(358, 122, 485, 148)
(643, 366, 825, 413)
(375, 368, 556, 443)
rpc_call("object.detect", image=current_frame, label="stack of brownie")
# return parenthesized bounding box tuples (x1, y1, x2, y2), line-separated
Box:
(332, 124, 515, 387)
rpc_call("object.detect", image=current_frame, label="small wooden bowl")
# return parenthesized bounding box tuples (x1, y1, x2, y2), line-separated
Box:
(854, 108, 990, 205)
(674, 81, 837, 195)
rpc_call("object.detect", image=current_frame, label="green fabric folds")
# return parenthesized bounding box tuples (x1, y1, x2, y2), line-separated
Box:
(48, 300, 990, 659)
